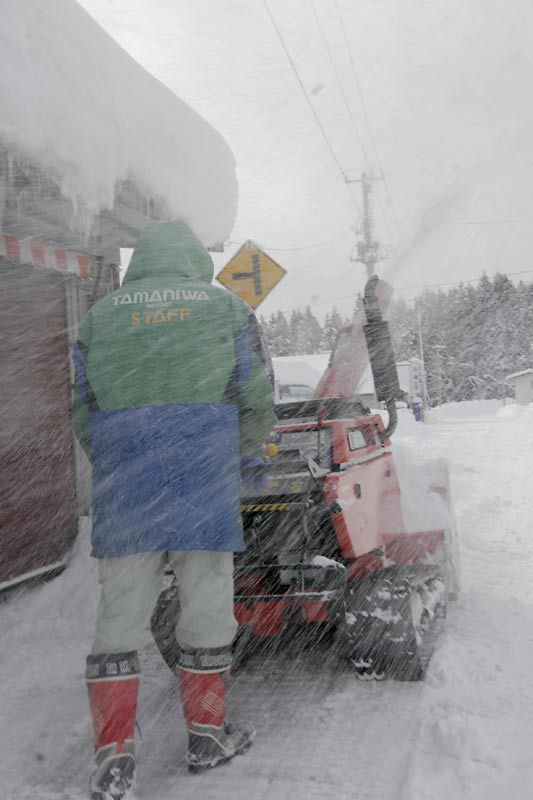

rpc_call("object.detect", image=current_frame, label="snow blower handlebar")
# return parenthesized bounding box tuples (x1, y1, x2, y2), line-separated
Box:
(363, 276, 401, 443)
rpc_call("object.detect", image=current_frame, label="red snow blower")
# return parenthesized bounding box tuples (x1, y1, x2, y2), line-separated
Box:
(152, 276, 459, 680)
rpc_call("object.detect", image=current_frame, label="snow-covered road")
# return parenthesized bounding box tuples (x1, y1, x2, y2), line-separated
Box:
(398, 402, 533, 800)
(1, 400, 532, 800)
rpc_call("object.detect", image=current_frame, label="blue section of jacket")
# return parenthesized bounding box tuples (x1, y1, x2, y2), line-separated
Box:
(89, 403, 243, 557)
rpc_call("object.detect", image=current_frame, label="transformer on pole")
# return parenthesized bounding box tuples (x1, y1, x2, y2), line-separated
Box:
(347, 172, 386, 279)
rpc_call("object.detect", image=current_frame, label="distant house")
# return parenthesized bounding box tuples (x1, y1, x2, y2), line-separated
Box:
(506, 369, 533, 405)
(396, 359, 427, 406)
(272, 354, 331, 402)
(356, 358, 426, 408)
(272, 354, 426, 408)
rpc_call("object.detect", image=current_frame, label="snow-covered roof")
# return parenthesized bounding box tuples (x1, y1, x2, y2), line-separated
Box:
(272, 354, 413, 396)
(0, 1, 237, 245)
(506, 368, 533, 381)
(272, 354, 330, 388)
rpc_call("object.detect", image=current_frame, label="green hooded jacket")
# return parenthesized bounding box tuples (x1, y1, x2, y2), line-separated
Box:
(73, 220, 276, 557)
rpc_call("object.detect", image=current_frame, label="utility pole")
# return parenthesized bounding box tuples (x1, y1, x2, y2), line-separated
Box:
(415, 296, 430, 407)
(346, 172, 386, 279)
(435, 344, 446, 406)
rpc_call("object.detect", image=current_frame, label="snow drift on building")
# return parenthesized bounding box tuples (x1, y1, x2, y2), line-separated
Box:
(0, 0, 238, 244)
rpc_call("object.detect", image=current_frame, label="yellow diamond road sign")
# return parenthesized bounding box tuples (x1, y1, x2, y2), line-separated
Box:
(216, 240, 287, 309)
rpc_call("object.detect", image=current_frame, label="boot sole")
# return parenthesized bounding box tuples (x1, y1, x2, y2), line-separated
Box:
(187, 739, 253, 774)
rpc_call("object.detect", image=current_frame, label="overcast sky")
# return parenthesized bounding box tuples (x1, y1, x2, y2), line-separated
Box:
(80, 0, 533, 319)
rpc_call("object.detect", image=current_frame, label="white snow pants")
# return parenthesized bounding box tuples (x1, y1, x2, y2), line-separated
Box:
(91, 551, 237, 655)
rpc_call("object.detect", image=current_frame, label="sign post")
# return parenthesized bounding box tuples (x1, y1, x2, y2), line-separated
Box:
(216, 240, 286, 309)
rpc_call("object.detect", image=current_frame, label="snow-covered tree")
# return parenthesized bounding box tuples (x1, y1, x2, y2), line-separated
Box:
(322, 307, 345, 350)
(260, 275, 533, 399)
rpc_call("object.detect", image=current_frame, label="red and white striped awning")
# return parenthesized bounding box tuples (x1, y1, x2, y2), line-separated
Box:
(0, 232, 93, 279)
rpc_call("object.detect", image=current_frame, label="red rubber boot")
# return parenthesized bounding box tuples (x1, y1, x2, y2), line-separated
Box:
(178, 666, 254, 773)
(86, 652, 140, 799)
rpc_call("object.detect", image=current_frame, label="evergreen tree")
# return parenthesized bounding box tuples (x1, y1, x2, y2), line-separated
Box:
(387, 274, 533, 405)
(322, 307, 344, 350)
(298, 306, 323, 354)
(263, 311, 292, 356)
(389, 297, 417, 361)
(259, 274, 533, 401)
(288, 309, 304, 354)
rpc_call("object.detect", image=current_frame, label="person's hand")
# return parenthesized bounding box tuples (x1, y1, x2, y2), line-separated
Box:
(240, 456, 268, 494)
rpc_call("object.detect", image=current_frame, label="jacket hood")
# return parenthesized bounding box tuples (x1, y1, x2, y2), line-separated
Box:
(123, 220, 214, 285)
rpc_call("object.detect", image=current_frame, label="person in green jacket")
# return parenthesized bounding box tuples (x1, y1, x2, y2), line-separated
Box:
(73, 220, 276, 798)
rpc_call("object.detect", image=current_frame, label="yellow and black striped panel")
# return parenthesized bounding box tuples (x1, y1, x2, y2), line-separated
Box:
(240, 502, 291, 513)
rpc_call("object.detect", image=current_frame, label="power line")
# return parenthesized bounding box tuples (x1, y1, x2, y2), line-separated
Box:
(277, 291, 359, 315)
(262, 0, 361, 215)
(225, 225, 354, 253)
(334, 0, 399, 247)
(272, 268, 533, 316)
(310, 0, 372, 170)
(310, 0, 397, 252)
(309, 0, 379, 242)
(450, 219, 533, 225)
(224, 216, 533, 257)
(395, 268, 533, 292)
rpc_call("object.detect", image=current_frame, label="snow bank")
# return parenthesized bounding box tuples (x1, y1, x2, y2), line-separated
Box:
(496, 403, 522, 420)
(394, 400, 533, 800)
(426, 399, 533, 424)
(0, 0, 237, 244)
(496, 402, 533, 420)
(427, 399, 502, 422)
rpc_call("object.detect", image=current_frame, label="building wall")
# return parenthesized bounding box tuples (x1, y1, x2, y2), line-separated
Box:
(0, 145, 159, 588)
(513, 374, 533, 405)
(0, 260, 78, 585)
(64, 278, 94, 515)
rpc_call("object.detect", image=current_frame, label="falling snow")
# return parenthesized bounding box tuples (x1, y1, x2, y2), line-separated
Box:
(1, 401, 533, 799)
